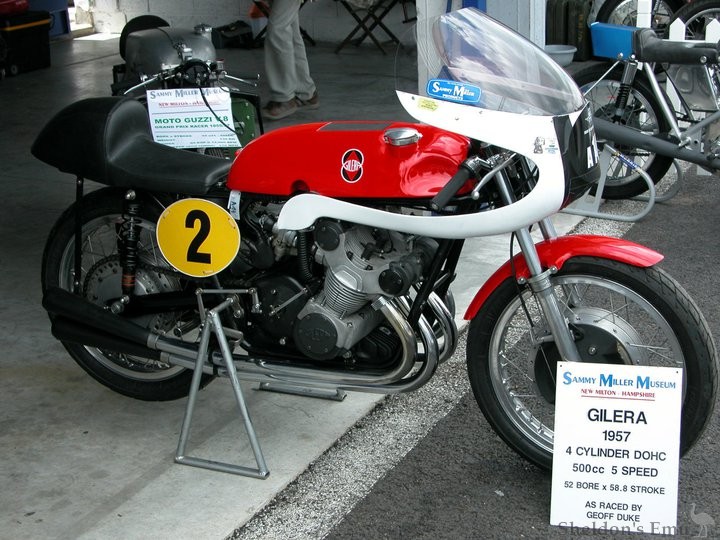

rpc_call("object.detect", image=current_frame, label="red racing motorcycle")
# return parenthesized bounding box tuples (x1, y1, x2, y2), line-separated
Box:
(33, 8, 716, 474)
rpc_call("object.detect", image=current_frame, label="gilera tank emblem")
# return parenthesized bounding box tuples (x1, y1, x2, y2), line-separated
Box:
(341, 148, 364, 183)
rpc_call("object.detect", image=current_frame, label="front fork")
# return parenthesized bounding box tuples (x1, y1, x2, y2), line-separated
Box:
(495, 165, 582, 363)
(614, 60, 639, 122)
(513, 227, 582, 363)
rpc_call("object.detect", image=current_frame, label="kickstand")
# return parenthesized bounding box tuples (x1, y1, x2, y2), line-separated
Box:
(175, 295, 269, 478)
(563, 144, 657, 222)
(633, 158, 684, 203)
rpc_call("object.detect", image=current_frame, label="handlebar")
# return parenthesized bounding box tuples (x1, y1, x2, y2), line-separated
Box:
(633, 28, 720, 65)
(118, 60, 260, 96)
(430, 155, 486, 211)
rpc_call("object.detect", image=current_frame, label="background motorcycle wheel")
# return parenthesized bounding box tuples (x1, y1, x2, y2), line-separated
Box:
(466, 256, 717, 470)
(596, 0, 683, 36)
(41, 187, 213, 401)
(667, 0, 720, 39)
(573, 63, 674, 199)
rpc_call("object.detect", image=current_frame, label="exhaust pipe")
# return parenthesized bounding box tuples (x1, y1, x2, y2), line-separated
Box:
(43, 287, 197, 358)
(44, 287, 156, 347)
(42, 287, 447, 393)
(51, 316, 162, 359)
(594, 118, 720, 170)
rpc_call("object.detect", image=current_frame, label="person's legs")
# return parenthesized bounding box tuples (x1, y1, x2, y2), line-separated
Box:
(290, 13, 316, 102)
(263, 0, 318, 118)
(263, 0, 300, 120)
(264, 0, 299, 103)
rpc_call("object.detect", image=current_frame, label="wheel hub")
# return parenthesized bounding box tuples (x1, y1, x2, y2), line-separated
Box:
(532, 307, 646, 403)
(83, 256, 180, 333)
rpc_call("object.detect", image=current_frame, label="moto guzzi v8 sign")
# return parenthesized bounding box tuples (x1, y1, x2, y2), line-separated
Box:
(147, 87, 240, 149)
(550, 362, 683, 534)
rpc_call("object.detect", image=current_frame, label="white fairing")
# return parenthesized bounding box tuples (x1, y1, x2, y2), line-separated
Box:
(279, 102, 580, 238)
(277, 8, 592, 238)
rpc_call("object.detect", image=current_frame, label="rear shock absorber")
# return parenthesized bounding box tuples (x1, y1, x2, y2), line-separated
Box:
(120, 190, 141, 297)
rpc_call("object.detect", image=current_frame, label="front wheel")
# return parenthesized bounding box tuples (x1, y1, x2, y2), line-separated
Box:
(572, 63, 673, 199)
(467, 257, 717, 470)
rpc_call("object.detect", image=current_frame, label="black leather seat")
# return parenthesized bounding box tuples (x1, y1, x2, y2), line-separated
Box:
(32, 97, 232, 196)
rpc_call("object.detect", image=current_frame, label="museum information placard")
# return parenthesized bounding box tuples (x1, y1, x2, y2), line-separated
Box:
(550, 362, 682, 534)
(147, 87, 240, 149)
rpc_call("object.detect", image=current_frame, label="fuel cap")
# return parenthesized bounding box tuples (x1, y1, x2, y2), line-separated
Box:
(383, 127, 422, 146)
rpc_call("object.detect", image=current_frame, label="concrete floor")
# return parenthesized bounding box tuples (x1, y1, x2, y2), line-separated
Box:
(0, 33, 583, 539)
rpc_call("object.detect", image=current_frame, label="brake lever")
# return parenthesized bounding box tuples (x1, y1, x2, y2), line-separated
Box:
(471, 153, 517, 200)
(222, 72, 260, 88)
(122, 74, 165, 95)
(122, 70, 174, 96)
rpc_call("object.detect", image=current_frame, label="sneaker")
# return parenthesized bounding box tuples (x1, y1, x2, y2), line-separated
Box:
(262, 99, 298, 120)
(295, 91, 319, 110)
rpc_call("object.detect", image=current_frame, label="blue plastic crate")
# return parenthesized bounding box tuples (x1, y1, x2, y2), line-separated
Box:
(590, 22, 635, 59)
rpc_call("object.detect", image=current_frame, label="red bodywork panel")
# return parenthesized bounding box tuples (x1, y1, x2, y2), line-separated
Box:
(227, 121, 470, 198)
(464, 235, 664, 320)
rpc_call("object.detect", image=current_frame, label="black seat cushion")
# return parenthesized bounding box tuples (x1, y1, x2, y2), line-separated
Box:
(33, 97, 232, 195)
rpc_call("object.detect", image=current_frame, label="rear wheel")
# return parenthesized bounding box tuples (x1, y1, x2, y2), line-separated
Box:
(668, 0, 720, 40)
(42, 188, 212, 401)
(467, 257, 717, 470)
(573, 63, 674, 198)
(596, 0, 683, 36)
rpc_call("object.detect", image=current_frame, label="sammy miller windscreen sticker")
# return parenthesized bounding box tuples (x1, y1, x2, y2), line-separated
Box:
(550, 362, 682, 535)
(426, 79, 481, 104)
(341, 149, 364, 183)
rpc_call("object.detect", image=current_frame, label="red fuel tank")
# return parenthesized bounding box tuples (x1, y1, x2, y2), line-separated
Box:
(227, 121, 469, 199)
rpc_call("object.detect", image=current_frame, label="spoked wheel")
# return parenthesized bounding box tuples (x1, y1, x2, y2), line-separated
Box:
(668, 0, 720, 40)
(596, 0, 683, 36)
(41, 187, 212, 401)
(467, 257, 717, 470)
(573, 63, 673, 199)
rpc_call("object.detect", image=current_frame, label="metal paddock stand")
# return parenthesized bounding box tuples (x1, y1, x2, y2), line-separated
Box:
(563, 143, 683, 222)
(174, 291, 270, 478)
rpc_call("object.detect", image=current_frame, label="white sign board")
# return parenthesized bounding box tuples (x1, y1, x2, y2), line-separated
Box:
(146, 87, 240, 149)
(551, 362, 683, 535)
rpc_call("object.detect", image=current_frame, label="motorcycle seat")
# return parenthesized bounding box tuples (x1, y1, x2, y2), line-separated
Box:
(633, 28, 720, 65)
(32, 97, 232, 195)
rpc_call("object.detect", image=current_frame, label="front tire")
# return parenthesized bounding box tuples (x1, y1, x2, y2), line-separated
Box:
(467, 257, 717, 470)
(42, 187, 212, 401)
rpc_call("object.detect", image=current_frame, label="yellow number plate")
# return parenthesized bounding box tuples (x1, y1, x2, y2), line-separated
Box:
(156, 198, 240, 278)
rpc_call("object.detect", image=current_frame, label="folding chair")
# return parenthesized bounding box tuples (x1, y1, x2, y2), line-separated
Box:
(334, 0, 412, 55)
(252, 0, 315, 47)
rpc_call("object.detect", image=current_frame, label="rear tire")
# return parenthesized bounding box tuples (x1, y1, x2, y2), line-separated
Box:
(42, 188, 212, 401)
(467, 257, 717, 470)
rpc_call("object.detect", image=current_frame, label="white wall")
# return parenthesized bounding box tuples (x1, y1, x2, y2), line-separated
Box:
(89, 0, 418, 43)
(487, 0, 545, 45)
(87, 0, 551, 44)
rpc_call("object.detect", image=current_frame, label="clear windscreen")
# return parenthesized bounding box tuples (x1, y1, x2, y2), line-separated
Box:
(396, 8, 585, 117)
